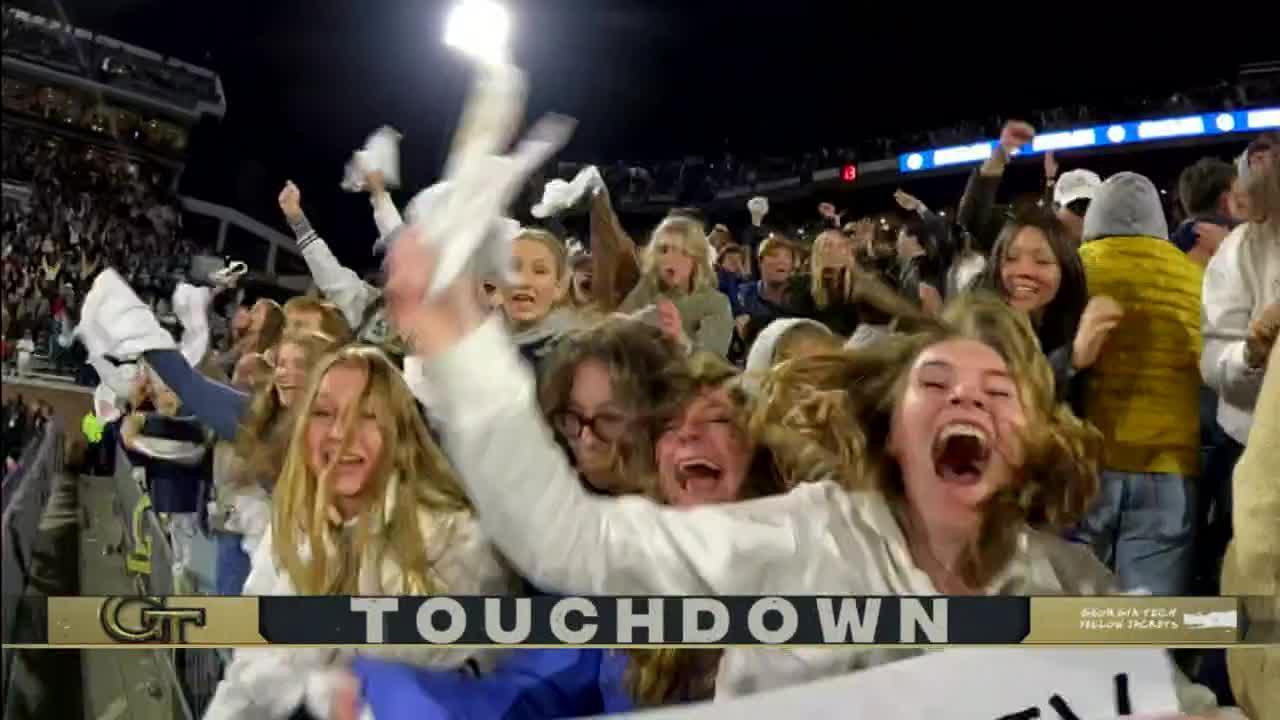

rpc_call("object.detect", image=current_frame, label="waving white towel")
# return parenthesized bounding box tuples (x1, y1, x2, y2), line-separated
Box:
(531, 165, 605, 219)
(341, 126, 403, 192)
(411, 60, 576, 297)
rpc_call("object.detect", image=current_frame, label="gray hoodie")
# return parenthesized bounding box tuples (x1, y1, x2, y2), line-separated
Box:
(1082, 172, 1169, 243)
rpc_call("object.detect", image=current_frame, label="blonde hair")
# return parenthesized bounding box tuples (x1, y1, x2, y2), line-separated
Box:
(1243, 147, 1280, 229)
(809, 230, 853, 308)
(641, 216, 715, 294)
(753, 293, 1102, 587)
(235, 331, 342, 487)
(272, 345, 469, 595)
(284, 296, 354, 341)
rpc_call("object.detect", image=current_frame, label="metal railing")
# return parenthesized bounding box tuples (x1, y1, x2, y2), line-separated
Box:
(0, 420, 63, 714)
(110, 453, 224, 720)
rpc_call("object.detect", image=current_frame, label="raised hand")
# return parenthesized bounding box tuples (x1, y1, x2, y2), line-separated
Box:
(1245, 301, 1280, 369)
(893, 190, 926, 214)
(1072, 295, 1125, 369)
(277, 181, 303, 222)
(999, 120, 1036, 154)
(656, 298, 686, 345)
(1044, 151, 1059, 180)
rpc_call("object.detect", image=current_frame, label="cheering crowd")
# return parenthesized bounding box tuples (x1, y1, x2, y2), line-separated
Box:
(1, 125, 195, 374)
(63, 108, 1280, 720)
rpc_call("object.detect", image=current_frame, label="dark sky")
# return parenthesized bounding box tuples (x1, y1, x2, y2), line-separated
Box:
(14, 0, 1257, 267)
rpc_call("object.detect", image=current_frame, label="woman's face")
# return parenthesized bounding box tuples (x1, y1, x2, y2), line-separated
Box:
(654, 232, 696, 291)
(817, 232, 855, 271)
(1000, 226, 1062, 315)
(557, 359, 629, 491)
(889, 339, 1027, 537)
(249, 301, 270, 333)
(655, 387, 750, 507)
(305, 363, 384, 504)
(273, 341, 309, 408)
(504, 238, 562, 324)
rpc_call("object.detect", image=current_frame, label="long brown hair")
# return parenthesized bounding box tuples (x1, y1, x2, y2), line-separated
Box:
(234, 330, 342, 487)
(240, 298, 285, 354)
(625, 353, 799, 706)
(753, 292, 1102, 587)
(538, 317, 686, 494)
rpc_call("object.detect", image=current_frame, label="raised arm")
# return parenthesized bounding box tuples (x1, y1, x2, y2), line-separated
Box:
(417, 317, 803, 595)
(589, 182, 641, 311)
(278, 181, 378, 329)
(144, 349, 248, 442)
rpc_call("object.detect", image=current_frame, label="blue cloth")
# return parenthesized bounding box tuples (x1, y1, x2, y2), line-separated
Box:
(214, 530, 252, 595)
(144, 349, 250, 442)
(1069, 471, 1197, 595)
(351, 648, 633, 720)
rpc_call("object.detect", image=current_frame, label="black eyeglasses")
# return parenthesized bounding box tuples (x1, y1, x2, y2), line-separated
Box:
(552, 409, 629, 442)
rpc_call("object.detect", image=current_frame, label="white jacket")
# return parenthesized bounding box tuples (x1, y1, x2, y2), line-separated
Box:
(1201, 222, 1280, 445)
(414, 318, 1223, 712)
(295, 193, 402, 343)
(202, 507, 517, 720)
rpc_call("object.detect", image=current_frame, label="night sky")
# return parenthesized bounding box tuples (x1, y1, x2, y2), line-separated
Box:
(10, 0, 1257, 268)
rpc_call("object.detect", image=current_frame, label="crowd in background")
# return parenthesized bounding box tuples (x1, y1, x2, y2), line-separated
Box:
(1, 393, 50, 477)
(1, 124, 197, 375)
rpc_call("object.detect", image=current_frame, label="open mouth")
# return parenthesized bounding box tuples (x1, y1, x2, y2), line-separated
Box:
(675, 458, 723, 495)
(324, 451, 367, 471)
(931, 422, 991, 485)
(509, 290, 536, 306)
(1009, 281, 1042, 301)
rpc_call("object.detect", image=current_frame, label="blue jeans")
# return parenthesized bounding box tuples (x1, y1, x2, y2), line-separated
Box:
(1070, 472, 1197, 595)
(214, 530, 252, 595)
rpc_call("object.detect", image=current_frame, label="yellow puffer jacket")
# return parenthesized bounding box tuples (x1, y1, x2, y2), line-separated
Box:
(1079, 236, 1203, 476)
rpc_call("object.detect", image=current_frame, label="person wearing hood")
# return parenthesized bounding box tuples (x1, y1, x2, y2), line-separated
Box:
(502, 228, 583, 377)
(1171, 158, 1241, 267)
(1073, 172, 1204, 596)
(743, 318, 838, 388)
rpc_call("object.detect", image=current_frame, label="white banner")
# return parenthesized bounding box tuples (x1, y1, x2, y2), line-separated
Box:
(597, 648, 1181, 720)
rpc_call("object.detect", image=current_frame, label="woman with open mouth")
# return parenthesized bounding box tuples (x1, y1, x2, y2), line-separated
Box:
(334, 349, 802, 720)
(501, 228, 584, 378)
(614, 215, 735, 359)
(382, 228, 1233, 715)
(76, 269, 342, 593)
(203, 344, 519, 720)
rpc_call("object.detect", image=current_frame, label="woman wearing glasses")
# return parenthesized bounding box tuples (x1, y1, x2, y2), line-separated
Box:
(538, 317, 688, 495)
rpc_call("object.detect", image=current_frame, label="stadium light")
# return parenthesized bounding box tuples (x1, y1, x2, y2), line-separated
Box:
(444, 0, 511, 64)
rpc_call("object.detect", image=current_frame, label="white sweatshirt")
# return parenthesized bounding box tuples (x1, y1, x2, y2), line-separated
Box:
(412, 318, 1225, 712)
(1201, 221, 1280, 445)
(202, 507, 517, 720)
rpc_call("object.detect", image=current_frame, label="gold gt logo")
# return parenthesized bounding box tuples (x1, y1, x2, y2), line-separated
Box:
(99, 596, 206, 644)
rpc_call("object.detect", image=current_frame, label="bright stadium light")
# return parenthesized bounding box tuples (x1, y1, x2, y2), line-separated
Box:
(444, 0, 511, 64)
(1215, 113, 1235, 132)
(1106, 125, 1127, 143)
